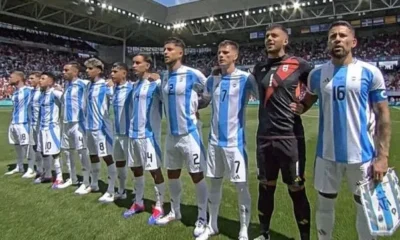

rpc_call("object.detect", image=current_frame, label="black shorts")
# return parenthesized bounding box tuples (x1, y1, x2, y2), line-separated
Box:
(256, 137, 306, 186)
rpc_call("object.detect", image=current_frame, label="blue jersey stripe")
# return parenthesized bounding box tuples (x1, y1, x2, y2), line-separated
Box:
(114, 88, 120, 134)
(185, 76, 193, 133)
(312, 69, 324, 157)
(360, 67, 374, 162)
(66, 86, 73, 122)
(14, 92, 20, 123)
(332, 67, 348, 162)
(145, 85, 154, 137)
(167, 75, 179, 135)
(124, 89, 131, 136)
(77, 82, 84, 122)
(97, 86, 107, 130)
(23, 89, 30, 124)
(237, 75, 247, 147)
(218, 78, 230, 147)
(132, 82, 143, 139)
(87, 90, 94, 129)
(50, 127, 61, 148)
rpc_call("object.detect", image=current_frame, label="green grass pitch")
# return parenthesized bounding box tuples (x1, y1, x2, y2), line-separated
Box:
(0, 106, 399, 240)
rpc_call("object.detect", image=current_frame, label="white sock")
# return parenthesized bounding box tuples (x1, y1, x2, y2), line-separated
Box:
(208, 178, 223, 231)
(35, 151, 43, 174)
(134, 175, 145, 205)
(53, 156, 63, 181)
(27, 145, 35, 171)
(155, 182, 165, 209)
(316, 194, 336, 240)
(356, 201, 376, 240)
(43, 155, 52, 178)
(64, 151, 77, 183)
(15, 145, 27, 171)
(78, 149, 90, 186)
(117, 164, 127, 193)
(107, 163, 117, 194)
(236, 182, 251, 228)
(90, 162, 101, 188)
(169, 178, 182, 215)
(195, 179, 208, 221)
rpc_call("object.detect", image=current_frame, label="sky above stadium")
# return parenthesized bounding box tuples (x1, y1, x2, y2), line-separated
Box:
(154, 0, 198, 7)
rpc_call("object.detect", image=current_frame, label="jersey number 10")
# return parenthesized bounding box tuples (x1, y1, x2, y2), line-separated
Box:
(333, 85, 346, 101)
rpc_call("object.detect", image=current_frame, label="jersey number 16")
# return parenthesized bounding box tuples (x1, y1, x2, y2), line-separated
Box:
(333, 85, 345, 101)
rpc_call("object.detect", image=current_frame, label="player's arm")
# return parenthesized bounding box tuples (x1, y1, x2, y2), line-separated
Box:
(192, 70, 210, 110)
(291, 62, 318, 115)
(369, 67, 391, 181)
(246, 74, 259, 99)
(198, 76, 213, 109)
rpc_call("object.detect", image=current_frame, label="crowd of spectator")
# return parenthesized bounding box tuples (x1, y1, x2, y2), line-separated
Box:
(0, 29, 399, 101)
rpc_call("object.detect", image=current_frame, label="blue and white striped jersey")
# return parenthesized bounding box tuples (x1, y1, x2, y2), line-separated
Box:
(130, 79, 162, 139)
(30, 87, 42, 127)
(112, 81, 133, 136)
(308, 59, 387, 164)
(86, 79, 113, 131)
(63, 79, 90, 123)
(204, 69, 258, 147)
(11, 86, 32, 125)
(161, 65, 206, 136)
(40, 88, 62, 130)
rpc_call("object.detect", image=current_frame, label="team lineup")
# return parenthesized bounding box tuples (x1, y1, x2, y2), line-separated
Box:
(4, 20, 394, 240)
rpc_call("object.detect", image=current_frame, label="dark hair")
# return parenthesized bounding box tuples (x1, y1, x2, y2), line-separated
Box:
(218, 40, 239, 51)
(66, 61, 81, 71)
(29, 71, 42, 78)
(134, 53, 153, 71)
(164, 37, 186, 49)
(41, 71, 56, 83)
(328, 20, 355, 36)
(112, 62, 128, 72)
(266, 23, 288, 35)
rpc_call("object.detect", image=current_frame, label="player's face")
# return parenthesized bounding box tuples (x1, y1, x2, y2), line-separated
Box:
(132, 56, 150, 75)
(164, 43, 183, 64)
(39, 75, 53, 89)
(29, 75, 40, 87)
(328, 25, 357, 59)
(265, 28, 288, 54)
(9, 73, 20, 86)
(218, 45, 238, 67)
(63, 65, 77, 81)
(111, 67, 126, 84)
(86, 67, 101, 79)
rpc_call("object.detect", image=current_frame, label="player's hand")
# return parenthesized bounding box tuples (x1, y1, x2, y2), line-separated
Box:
(106, 79, 114, 87)
(54, 84, 63, 92)
(148, 73, 160, 82)
(372, 156, 388, 182)
(212, 67, 221, 76)
(290, 102, 304, 115)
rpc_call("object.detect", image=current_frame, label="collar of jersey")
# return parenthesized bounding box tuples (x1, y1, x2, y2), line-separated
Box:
(92, 78, 105, 84)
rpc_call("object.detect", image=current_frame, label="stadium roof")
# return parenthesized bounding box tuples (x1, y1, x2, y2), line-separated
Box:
(0, 0, 399, 47)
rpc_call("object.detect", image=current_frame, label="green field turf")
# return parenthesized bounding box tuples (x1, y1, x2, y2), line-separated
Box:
(0, 106, 399, 240)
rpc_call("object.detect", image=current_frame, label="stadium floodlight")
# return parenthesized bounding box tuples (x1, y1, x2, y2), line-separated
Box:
(90, 0, 94, 3)
(220, 16, 223, 19)
(122, 11, 125, 14)
(259, 9, 262, 13)
(231, 14, 234, 17)
(307, 1, 311, 5)
(252, 11, 256, 14)
(108, 5, 113, 10)
(226, 15, 229, 18)
(281, 5, 287, 10)
(206, 18, 209, 22)
(210, 17, 214, 22)
(301, 2, 306, 6)
(315, 1, 318, 4)
(191, 21, 194, 24)
(117, 9, 121, 13)
(148, 20, 152, 24)
(244, 10, 249, 16)
(269, 7, 274, 12)
(293, 2, 300, 8)
(263, 8, 267, 12)
(101, 3, 106, 8)
(167, 26, 171, 30)
(197, 20, 200, 23)
(84, 0, 89, 3)
(201, 19, 205, 22)
(139, 16, 144, 21)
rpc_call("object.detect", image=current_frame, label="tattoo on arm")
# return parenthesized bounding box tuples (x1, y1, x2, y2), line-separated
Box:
(374, 102, 391, 157)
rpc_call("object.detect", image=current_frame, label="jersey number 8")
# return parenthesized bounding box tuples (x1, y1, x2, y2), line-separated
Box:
(333, 85, 345, 101)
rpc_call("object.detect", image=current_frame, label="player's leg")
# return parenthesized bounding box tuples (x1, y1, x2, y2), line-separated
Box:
(146, 137, 165, 225)
(113, 136, 127, 200)
(86, 130, 101, 192)
(254, 139, 279, 240)
(33, 129, 52, 184)
(314, 157, 344, 240)
(44, 126, 64, 189)
(280, 138, 311, 240)
(97, 128, 117, 203)
(155, 135, 184, 225)
(124, 138, 146, 218)
(196, 144, 225, 240)
(33, 145, 43, 177)
(6, 124, 29, 175)
(185, 130, 208, 237)
(347, 161, 377, 240)
(23, 126, 40, 178)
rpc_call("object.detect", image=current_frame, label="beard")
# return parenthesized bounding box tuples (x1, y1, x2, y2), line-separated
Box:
(330, 47, 350, 59)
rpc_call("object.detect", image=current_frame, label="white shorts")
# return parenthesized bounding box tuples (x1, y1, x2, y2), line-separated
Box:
(165, 130, 206, 173)
(29, 125, 39, 146)
(113, 135, 129, 161)
(207, 144, 248, 182)
(87, 129, 113, 157)
(61, 122, 86, 150)
(37, 126, 61, 155)
(128, 137, 162, 170)
(314, 157, 372, 195)
(8, 123, 29, 145)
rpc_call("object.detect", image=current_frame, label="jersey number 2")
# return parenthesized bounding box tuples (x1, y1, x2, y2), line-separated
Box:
(333, 85, 345, 101)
